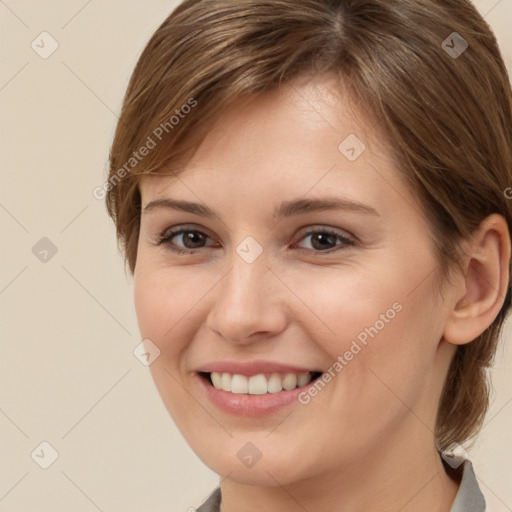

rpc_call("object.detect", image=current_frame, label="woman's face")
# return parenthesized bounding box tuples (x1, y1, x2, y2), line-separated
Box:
(134, 77, 456, 485)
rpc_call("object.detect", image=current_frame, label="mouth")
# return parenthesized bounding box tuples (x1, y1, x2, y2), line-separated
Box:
(199, 370, 323, 395)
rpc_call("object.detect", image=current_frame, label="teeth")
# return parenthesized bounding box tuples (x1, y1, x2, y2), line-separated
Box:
(282, 373, 297, 390)
(221, 372, 231, 392)
(211, 372, 222, 389)
(297, 372, 311, 387)
(210, 371, 315, 394)
(267, 373, 282, 393)
(248, 374, 268, 395)
(231, 374, 248, 394)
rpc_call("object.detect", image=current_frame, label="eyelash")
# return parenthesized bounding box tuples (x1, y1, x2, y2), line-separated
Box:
(155, 226, 356, 255)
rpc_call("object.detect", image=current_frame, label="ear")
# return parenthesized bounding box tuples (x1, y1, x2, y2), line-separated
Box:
(443, 214, 511, 346)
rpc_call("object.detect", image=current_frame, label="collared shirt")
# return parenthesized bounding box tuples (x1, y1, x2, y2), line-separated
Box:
(195, 458, 486, 511)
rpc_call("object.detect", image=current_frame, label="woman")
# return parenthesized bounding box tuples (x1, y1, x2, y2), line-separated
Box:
(105, 1, 512, 510)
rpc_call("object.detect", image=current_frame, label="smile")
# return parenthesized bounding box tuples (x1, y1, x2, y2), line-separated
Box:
(205, 371, 323, 394)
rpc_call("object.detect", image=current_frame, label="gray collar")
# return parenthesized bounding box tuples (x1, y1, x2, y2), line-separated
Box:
(449, 458, 486, 512)
(196, 458, 486, 511)
(196, 486, 221, 512)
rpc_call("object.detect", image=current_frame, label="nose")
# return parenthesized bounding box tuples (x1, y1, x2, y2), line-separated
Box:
(205, 249, 288, 345)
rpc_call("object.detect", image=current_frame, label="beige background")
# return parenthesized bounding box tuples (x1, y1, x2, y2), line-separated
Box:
(1, 1, 511, 511)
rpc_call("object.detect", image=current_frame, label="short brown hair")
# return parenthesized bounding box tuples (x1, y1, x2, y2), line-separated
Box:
(106, 0, 512, 450)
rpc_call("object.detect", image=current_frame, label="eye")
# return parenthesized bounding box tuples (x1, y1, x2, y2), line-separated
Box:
(156, 226, 355, 255)
(156, 227, 217, 254)
(294, 228, 355, 253)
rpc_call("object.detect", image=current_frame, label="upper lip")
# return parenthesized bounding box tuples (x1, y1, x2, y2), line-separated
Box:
(196, 359, 320, 377)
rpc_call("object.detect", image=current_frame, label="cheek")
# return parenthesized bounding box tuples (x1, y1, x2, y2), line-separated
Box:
(133, 265, 196, 424)
(133, 260, 224, 395)
(289, 261, 404, 360)
(286, 296, 439, 475)
(133, 263, 203, 423)
(297, 257, 441, 417)
(133, 261, 204, 352)
(133, 267, 170, 346)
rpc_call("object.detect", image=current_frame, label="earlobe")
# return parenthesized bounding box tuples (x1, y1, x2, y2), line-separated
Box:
(443, 214, 511, 346)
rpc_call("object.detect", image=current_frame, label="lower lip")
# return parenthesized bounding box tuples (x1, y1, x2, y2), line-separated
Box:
(197, 373, 310, 417)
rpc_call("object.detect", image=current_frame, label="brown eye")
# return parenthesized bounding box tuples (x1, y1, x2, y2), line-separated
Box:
(177, 230, 208, 249)
(158, 228, 215, 254)
(296, 228, 355, 253)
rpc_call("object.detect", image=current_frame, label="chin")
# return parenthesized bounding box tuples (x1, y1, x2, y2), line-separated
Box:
(188, 433, 313, 487)
(205, 455, 303, 486)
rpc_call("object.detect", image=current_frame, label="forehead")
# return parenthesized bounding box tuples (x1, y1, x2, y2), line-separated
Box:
(138, 75, 410, 214)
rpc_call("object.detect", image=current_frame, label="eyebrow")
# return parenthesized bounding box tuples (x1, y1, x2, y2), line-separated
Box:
(142, 196, 380, 218)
